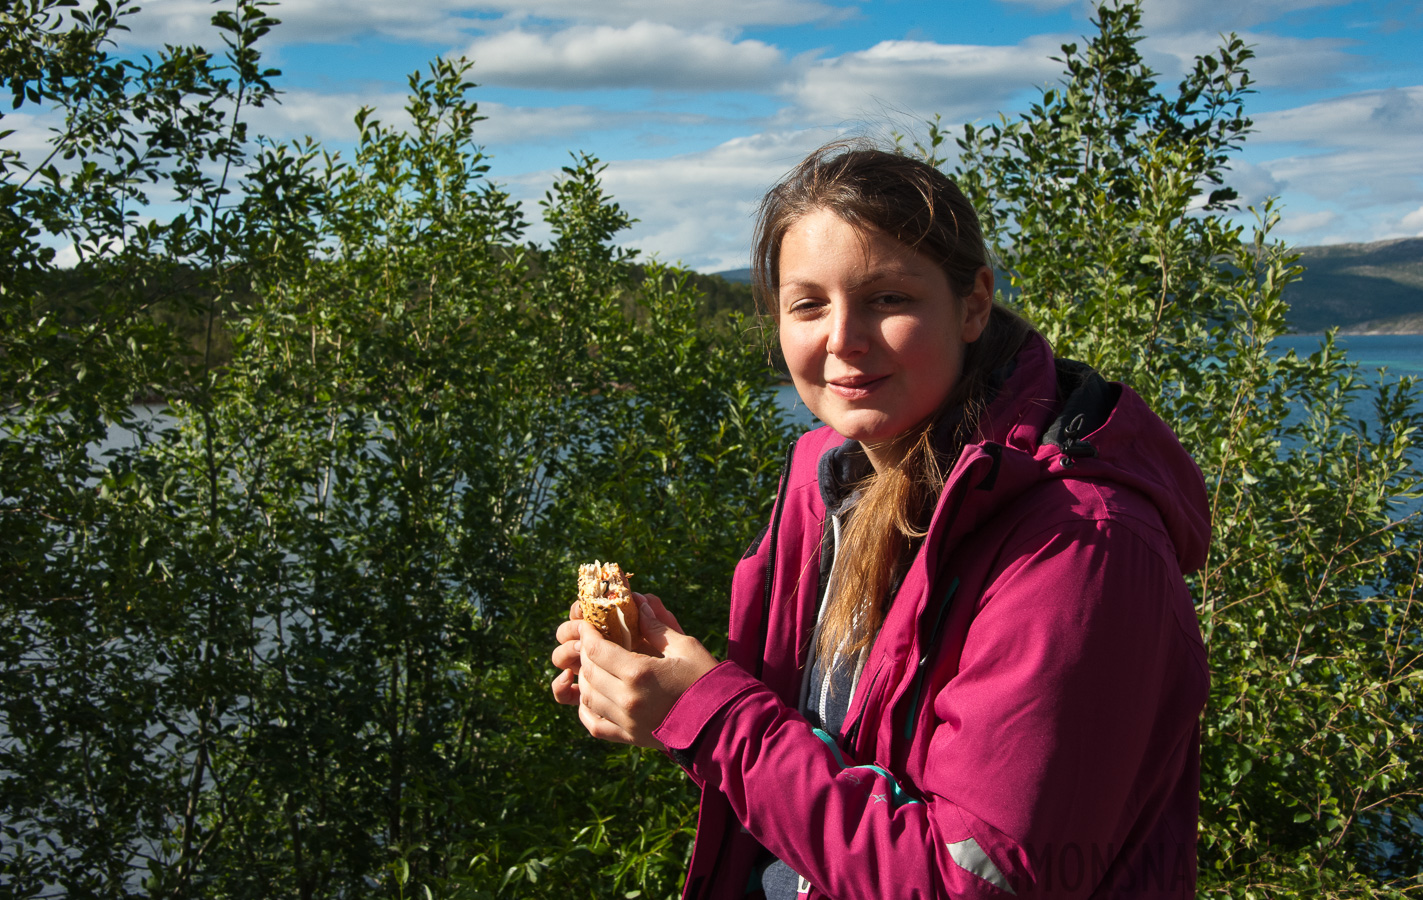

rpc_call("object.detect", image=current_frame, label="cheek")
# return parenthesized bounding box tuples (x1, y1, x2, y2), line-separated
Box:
(778, 325, 818, 377)
(888, 319, 949, 361)
(895, 322, 965, 393)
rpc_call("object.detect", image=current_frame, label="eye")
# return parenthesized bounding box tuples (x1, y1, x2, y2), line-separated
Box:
(783, 296, 826, 317)
(871, 292, 911, 308)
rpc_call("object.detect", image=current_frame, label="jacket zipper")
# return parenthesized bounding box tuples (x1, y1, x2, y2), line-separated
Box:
(901, 576, 960, 742)
(894, 444, 1002, 742)
(842, 665, 883, 752)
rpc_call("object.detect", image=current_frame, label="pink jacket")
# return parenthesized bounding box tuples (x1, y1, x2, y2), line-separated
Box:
(653, 335, 1211, 899)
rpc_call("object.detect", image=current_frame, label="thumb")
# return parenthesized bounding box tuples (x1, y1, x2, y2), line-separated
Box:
(637, 599, 673, 654)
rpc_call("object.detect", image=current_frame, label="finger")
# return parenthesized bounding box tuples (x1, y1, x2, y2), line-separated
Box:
(555, 617, 581, 644)
(577, 627, 636, 712)
(578, 624, 664, 728)
(551, 639, 582, 674)
(577, 665, 669, 752)
(551, 668, 581, 706)
(635, 599, 674, 656)
(578, 620, 617, 664)
(580, 621, 646, 680)
(635, 592, 684, 634)
(577, 620, 599, 650)
(569, 599, 584, 619)
(577, 686, 633, 744)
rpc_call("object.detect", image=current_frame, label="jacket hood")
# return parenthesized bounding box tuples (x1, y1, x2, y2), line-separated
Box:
(818, 333, 1211, 574)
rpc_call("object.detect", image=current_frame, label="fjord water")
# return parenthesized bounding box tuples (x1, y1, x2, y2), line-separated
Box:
(1272, 334, 1423, 380)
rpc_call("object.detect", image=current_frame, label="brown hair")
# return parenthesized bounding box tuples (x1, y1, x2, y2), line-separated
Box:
(752, 141, 1034, 667)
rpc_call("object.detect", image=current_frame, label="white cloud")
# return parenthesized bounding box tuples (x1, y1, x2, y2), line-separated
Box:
(51, 236, 125, 269)
(245, 89, 688, 151)
(509, 128, 842, 271)
(467, 0, 846, 29)
(1253, 85, 1423, 147)
(1221, 158, 1287, 208)
(0, 111, 63, 165)
(244, 90, 411, 142)
(464, 23, 784, 91)
(997, 0, 1363, 91)
(1275, 208, 1340, 234)
(1156, 50, 1423, 247)
(786, 36, 1064, 126)
(1144, 30, 1357, 89)
(1135, 0, 1353, 31)
(53, 243, 81, 269)
(1247, 88, 1423, 213)
(475, 102, 645, 145)
(1399, 205, 1423, 234)
(1258, 146, 1423, 212)
(996, 0, 1353, 30)
(31, 0, 1417, 261)
(476, 101, 721, 148)
(112, 0, 846, 48)
(995, 0, 1078, 10)
(113, 0, 461, 46)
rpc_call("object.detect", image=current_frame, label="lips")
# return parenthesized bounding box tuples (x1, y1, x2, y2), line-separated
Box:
(826, 373, 889, 399)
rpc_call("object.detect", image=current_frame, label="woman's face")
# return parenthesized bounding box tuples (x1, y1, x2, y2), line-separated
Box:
(776, 207, 992, 471)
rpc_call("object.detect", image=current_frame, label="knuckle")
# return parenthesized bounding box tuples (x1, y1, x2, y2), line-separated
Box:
(623, 692, 646, 717)
(626, 660, 654, 688)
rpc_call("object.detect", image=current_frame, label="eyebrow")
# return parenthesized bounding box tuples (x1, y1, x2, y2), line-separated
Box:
(778, 266, 933, 296)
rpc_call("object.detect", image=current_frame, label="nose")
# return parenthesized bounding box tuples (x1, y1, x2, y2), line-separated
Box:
(826, 301, 867, 359)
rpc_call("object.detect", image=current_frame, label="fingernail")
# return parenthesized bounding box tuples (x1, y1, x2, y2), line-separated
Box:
(640, 600, 654, 616)
(574, 640, 582, 653)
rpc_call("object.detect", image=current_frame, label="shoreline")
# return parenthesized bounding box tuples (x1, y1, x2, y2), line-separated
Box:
(1286, 331, 1423, 337)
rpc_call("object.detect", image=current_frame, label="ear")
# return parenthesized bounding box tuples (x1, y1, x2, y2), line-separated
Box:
(960, 266, 994, 344)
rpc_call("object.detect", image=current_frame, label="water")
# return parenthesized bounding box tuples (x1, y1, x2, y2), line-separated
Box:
(773, 382, 821, 430)
(1271, 334, 1423, 380)
(94, 404, 175, 458)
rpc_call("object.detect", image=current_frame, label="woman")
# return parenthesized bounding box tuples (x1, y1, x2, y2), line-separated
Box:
(551, 144, 1210, 899)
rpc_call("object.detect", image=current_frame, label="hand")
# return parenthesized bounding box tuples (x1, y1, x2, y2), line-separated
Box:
(550, 599, 586, 706)
(550, 592, 684, 705)
(553, 593, 717, 748)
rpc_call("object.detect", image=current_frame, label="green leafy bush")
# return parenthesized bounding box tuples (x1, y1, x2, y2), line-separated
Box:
(935, 3, 1423, 895)
(2, 3, 789, 897)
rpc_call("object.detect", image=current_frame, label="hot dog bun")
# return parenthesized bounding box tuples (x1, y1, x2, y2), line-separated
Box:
(577, 560, 638, 651)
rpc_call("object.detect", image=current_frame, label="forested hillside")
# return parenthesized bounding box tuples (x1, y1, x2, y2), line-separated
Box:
(1286, 237, 1423, 333)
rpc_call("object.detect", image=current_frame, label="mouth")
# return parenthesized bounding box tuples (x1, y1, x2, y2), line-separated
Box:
(826, 374, 889, 399)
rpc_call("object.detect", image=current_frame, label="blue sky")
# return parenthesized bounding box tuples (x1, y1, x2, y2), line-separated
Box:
(42, 0, 1423, 270)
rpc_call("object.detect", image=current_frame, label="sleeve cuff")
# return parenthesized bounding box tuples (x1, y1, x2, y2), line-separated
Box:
(654, 659, 762, 769)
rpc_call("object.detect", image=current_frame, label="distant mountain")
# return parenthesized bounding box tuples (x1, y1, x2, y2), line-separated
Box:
(718, 238, 1423, 334)
(1286, 238, 1423, 334)
(1340, 312, 1423, 335)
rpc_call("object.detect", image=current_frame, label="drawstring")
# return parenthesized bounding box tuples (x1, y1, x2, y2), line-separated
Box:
(1056, 413, 1098, 469)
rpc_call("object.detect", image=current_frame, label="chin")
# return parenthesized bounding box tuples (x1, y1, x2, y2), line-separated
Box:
(825, 415, 903, 444)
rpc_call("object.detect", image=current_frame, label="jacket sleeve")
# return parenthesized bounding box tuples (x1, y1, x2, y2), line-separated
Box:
(653, 514, 1207, 899)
